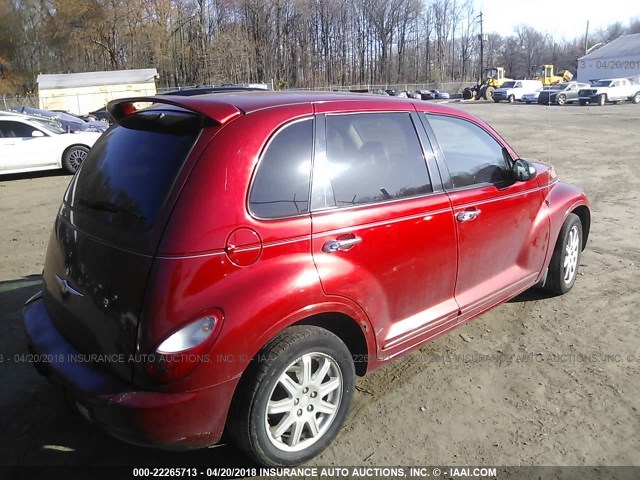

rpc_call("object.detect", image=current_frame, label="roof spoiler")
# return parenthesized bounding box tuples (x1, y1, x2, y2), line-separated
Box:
(107, 95, 243, 125)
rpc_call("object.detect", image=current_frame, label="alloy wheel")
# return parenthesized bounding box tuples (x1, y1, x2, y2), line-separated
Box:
(265, 352, 343, 452)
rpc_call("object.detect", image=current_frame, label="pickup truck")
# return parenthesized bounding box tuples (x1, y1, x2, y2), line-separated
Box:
(578, 78, 640, 106)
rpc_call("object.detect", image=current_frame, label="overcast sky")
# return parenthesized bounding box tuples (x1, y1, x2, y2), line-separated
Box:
(475, 0, 640, 40)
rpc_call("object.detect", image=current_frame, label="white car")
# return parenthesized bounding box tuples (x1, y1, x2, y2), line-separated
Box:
(521, 88, 543, 104)
(578, 78, 640, 106)
(493, 80, 543, 103)
(0, 112, 102, 175)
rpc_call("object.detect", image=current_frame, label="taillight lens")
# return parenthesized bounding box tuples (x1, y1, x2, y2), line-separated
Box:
(145, 310, 223, 383)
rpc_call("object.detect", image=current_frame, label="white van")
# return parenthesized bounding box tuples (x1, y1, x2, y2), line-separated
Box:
(493, 80, 543, 103)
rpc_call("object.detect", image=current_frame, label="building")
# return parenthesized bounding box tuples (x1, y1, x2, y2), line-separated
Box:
(37, 68, 158, 115)
(577, 33, 640, 83)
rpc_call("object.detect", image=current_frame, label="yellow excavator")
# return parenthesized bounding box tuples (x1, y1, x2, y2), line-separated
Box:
(532, 65, 573, 85)
(463, 67, 512, 100)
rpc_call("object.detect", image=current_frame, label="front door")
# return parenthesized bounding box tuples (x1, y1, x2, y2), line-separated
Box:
(0, 120, 56, 171)
(424, 113, 549, 317)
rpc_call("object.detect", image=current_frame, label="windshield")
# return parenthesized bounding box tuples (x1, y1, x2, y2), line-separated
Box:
(549, 84, 567, 91)
(500, 81, 516, 89)
(485, 68, 498, 79)
(32, 118, 66, 134)
(533, 66, 544, 78)
(593, 80, 613, 87)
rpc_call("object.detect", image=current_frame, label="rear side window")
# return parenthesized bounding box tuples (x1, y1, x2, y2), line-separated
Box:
(68, 110, 201, 231)
(249, 119, 313, 219)
(426, 114, 510, 188)
(312, 113, 432, 209)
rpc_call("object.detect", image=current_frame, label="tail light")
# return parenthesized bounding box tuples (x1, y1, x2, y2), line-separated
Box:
(145, 309, 224, 383)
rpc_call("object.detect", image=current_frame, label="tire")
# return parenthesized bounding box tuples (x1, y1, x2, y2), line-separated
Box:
(483, 86, 495, 100)
(556, 94, 567, 105)
(462, 88, 473, 100)
(228, 326, 355, 466)
(598, 94, 606, 106)
(508, 94, 515, 104)
(62, 145, 89, 173)
(493, 98, 500, 103)
(579, 100, 587, 106)
(633, 92, 640, 104)
(544, 213, 583, 295)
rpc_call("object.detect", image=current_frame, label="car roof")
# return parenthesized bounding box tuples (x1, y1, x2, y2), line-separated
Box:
(0, 111, 44, 123)
(163, 86, 267, 96)
(111, 91, 466, 125)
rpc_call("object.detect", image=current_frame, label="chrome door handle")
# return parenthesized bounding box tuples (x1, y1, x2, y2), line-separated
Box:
(456, 209, 481, 222)
(322, 236, 362, 253)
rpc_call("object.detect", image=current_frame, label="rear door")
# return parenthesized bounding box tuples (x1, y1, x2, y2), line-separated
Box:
(310, 110, 458, 358)
(423, 113, 548, 318)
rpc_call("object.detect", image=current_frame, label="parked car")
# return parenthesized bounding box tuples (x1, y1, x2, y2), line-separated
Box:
(414, 89, 434, 100)
(538, 82, 591, 105)
(493, 79, 543, 103)
(0, 112, 101, 174)
(8, 106, 108, 133)
(578, 78, 640, 106)
(23, 92, 590, 466)
(87, 106, 114, 124)
(413, 89, 449, 101)
(430, 89, 450, 99)
(521, 88, 543, 104)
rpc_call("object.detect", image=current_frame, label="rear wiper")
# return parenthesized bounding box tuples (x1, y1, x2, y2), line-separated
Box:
(77, 199, 144, 219)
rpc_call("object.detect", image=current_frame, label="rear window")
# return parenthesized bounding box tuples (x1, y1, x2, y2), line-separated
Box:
(67, 110, 201, 232)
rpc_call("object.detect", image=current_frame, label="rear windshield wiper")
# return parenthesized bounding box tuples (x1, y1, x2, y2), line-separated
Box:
(77, 199, 144, 220)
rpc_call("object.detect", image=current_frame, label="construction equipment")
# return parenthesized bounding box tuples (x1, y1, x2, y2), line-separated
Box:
(462, 67, 512, 100)
(532, 65, 573, 86)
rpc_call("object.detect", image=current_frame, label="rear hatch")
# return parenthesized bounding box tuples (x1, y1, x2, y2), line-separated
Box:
(41, 105, 209, 382)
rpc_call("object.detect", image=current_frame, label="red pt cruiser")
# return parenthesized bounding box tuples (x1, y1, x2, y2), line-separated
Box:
(23, 93, 590, 465)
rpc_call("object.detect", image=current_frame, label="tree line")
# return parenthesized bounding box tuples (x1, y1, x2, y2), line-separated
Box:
(0, 0, 639, 95)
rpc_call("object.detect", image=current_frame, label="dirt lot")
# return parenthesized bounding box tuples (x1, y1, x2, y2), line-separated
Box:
(1, 102, 639, 475)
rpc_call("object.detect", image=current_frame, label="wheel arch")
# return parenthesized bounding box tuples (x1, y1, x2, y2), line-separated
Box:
(294, 312, 369, 376)
(571, 205, 590, 250)
(62, 143, 91, 156)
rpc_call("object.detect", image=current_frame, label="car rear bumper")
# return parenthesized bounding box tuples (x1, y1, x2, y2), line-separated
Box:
(23, 296, 237, 449)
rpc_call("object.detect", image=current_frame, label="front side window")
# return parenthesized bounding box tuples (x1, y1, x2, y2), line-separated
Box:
(0, 121, 39, 138)
(312, 113, 432, 210)
(426, 114, 511, 188)
(249, 118, 313, 219)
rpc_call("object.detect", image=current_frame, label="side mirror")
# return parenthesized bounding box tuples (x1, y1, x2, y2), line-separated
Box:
(512, 159, 537, 182)
(31, 130, 45, 138)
